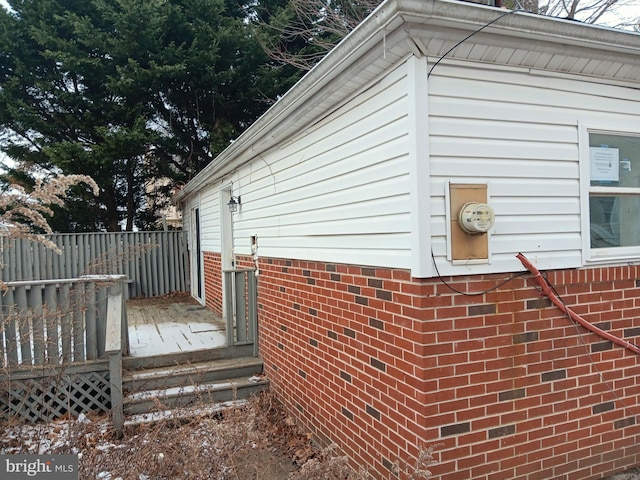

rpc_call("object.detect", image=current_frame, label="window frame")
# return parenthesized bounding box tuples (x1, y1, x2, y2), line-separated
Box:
(580, 123, 640, 264)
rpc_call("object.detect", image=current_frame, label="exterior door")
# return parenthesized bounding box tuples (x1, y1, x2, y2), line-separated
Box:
(192, 206, 203, 301)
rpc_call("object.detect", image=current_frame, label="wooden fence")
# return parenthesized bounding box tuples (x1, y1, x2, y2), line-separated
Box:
(0, 276, 128, 423)
(1, 231, 189, 298)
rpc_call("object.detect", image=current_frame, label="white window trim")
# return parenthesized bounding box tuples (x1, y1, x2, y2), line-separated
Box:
(580, 122, 640, 265)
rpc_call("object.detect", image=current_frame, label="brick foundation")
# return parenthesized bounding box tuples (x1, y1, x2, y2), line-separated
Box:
(206, 250, 640, 479)
(203, 252, 223, 316)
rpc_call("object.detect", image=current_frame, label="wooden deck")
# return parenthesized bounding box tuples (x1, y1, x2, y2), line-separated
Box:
(126, 296, 226, 357)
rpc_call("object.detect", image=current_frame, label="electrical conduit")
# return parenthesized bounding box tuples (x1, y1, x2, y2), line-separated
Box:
(516, 252, 640, 356)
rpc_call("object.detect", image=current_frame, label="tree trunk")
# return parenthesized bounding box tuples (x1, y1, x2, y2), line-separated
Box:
(126, 166, 135, 232)
(101, 189, 121, 232)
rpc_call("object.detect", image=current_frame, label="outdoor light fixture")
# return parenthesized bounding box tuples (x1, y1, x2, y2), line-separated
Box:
(227, 196, 241, 213)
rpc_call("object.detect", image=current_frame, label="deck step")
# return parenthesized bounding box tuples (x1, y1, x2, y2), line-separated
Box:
(125, 400, 247, 427)
(123, 345, 256, 371)
(123, 356, 264, 392)
(122, 355, 267, 416)
(123, 376, 268, 415)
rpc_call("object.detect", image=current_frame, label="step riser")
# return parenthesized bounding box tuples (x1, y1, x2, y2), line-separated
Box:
(124, 382, 268, 415)
(122, 355, 266, 417)
(124, 365, 261, 394)
(123, 345, 255, 370)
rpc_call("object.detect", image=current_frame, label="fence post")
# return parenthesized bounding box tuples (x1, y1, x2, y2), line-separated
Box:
(248, 271, 258, 357)
(121, 280, 129, 356)
(235, 271, 247, 343)
(224, 270, 234, 347)
(14, 286, 31, 364)
(85, 281, 97, 360)
(105, 286, 124, 437)
(2, 289, 18, 366)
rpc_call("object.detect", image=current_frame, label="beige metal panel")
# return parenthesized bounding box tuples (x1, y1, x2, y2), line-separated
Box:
(449, 184, 489, 261)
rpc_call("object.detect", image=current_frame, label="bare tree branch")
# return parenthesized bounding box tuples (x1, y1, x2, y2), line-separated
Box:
(259, 0, 639, 71)
(257, 0, 380, 71)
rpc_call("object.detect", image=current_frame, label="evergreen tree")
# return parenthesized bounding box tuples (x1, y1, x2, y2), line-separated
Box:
(0, 0, 295, 231)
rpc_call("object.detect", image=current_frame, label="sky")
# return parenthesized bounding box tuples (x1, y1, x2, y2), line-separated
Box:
(599, 1, 640, 29)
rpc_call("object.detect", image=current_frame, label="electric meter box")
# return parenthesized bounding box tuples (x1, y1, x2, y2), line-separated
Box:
(449, 184, 493, 262)
(458, 202, 495, 234)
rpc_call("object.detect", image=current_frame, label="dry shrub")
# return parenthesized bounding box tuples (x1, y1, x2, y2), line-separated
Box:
(0, 173, 98, 256)
(77, 414, 233, 479)
(2, 389, 439, 480)
(399, 444, 440, 480)
(289, 444, 354, 480)
(72, 391, 305, 479)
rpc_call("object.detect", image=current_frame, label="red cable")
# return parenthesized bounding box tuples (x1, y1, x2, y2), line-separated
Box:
(516, 253, 640, 356)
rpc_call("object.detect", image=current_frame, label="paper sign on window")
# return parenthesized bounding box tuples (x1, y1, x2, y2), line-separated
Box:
(590, 147, 619, 182)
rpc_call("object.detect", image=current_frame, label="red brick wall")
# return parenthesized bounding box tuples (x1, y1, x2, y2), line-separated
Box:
(203, 252, 223, 316)
(208, 251, 640, 480)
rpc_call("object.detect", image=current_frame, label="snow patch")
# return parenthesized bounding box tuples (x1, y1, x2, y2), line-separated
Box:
(124, 400, 246, 426)
(127, 382, 233, 400)
(128, 322, 226, 356)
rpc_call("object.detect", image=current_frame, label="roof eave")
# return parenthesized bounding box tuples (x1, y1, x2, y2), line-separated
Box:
(175, 0, 640, 204)
(174, 0, 405, 203)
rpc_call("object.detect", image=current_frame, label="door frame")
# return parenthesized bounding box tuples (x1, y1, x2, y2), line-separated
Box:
(191, 203, 204, 304)
(220, 186, 235, 320)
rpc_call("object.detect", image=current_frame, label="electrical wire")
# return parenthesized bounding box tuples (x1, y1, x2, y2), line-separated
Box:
(431, 249, 526, 296)
(427, 6, 525, 294)
(427, 9, 520, 79)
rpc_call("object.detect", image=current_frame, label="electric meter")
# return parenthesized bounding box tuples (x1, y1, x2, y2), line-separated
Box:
(458, 202, 495, 235)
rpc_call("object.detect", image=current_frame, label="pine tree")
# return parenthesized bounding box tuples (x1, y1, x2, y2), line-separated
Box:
(0, 0, 293, 231)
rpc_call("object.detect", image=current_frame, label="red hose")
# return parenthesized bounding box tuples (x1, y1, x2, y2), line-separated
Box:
(516, 253, 640, 355)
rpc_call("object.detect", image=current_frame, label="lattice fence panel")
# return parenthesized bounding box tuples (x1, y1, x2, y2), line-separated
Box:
(0, 369, 111, 423)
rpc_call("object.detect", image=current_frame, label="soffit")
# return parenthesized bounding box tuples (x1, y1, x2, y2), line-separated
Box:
(406, 22, 640, 82)
(263, 17, 640, 154)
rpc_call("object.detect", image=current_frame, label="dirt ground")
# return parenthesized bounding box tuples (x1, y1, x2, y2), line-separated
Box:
(605, 469, 640, 480)
(2, 396, 639, 480)
(0, 392, 351, 480)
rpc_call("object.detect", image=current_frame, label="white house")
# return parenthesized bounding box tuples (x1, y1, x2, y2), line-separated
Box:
(176, 1, 640, 478)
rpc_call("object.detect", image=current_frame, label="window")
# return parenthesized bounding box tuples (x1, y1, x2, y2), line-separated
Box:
(588, 132, 640, 251)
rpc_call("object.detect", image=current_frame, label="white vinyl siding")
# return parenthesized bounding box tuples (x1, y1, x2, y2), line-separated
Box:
(183, 57, 640, 278)
(429, 62, 640, 275)
(199, 186, 221, 251)
(199, 62, 413, 269)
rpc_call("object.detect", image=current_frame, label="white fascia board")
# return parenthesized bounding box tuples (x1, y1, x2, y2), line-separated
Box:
(398, 0, 640, 54)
